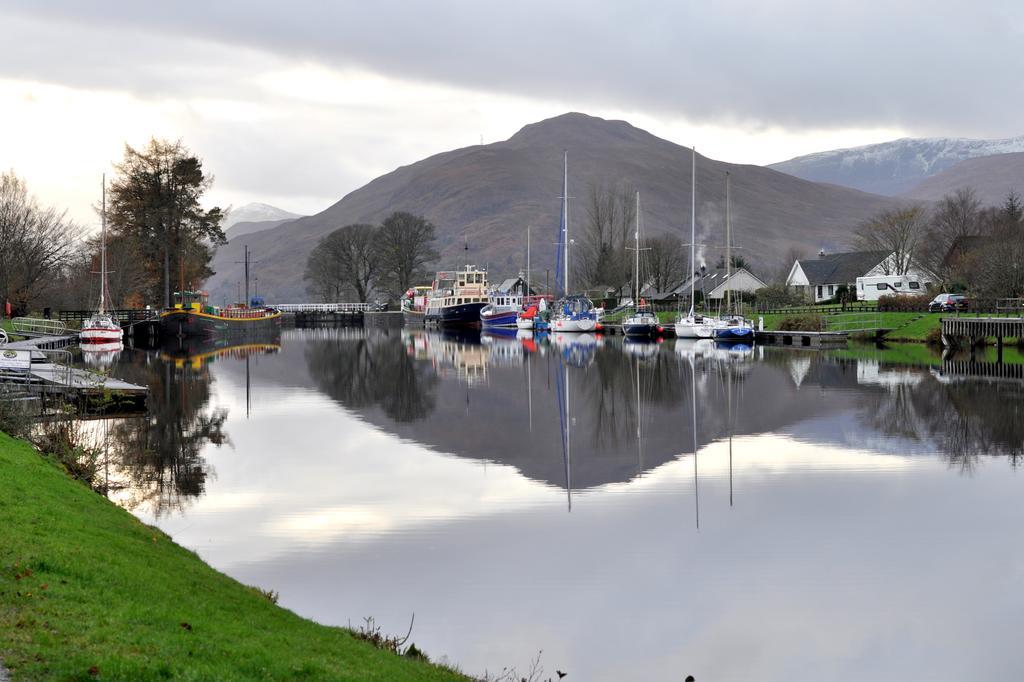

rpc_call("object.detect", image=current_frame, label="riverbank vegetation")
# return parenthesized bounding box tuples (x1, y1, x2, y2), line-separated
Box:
(0, 430, 466, 681)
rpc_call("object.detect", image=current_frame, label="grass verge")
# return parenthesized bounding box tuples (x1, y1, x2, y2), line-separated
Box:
(0, 430, 466, 681)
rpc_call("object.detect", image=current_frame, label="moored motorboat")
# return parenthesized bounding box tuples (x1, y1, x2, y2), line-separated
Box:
(401, 286, 433, 327)
(712, 316, 755, 342)
(623, 309, 661, 337)
(439, 266, 489, 327)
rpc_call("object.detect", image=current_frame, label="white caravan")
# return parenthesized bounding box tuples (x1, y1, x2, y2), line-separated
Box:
(855, 274, 927, 301)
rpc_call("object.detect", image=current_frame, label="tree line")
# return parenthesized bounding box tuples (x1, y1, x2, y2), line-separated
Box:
(1, 138, 224, 316)
(851, 187, 1024, 297)
(304, 213, 439, 302)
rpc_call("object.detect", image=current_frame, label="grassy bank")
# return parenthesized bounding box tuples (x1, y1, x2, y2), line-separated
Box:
(0, 431, 466, 681)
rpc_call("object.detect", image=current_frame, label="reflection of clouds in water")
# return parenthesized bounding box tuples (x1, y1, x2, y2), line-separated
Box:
(123, 331, 1024, 681)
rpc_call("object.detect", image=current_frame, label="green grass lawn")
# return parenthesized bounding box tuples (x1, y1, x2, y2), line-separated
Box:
(0, 431, 467, 681)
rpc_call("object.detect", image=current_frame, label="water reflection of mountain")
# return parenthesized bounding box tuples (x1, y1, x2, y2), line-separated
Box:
(304, 331, 864, 490)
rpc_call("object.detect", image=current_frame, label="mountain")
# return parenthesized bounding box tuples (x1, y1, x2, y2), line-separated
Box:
(225, 218, 295, 241)
(770, 136, 1024, 196)
(901, 152, 1024, 206)
(223, 202, 300, 229)
(207, 113, 902, 303)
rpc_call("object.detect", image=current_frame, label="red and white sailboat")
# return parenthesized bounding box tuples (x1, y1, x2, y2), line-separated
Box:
(81, 175, 124, 347)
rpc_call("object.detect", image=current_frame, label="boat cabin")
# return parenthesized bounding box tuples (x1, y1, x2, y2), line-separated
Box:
(172, 290, 214, 313)
(442, 266, 489, 307)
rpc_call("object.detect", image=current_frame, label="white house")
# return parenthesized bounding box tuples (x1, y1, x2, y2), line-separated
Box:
(659, 266, 767, 302)
(786, 250, 927, 303)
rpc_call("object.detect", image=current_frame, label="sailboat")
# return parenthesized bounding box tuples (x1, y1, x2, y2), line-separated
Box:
(550, 152, 598, 333)
(675, 148, 718, 339)
(623, 192, 661, 337)
(712, 172, 754, 343)
(81, 175, 125, 346)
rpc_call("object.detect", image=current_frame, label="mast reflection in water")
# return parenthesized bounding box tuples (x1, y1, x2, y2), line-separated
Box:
(97, 328, 1024, 682)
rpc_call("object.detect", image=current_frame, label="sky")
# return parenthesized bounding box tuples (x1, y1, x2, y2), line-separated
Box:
(2, 0, 1023, 227)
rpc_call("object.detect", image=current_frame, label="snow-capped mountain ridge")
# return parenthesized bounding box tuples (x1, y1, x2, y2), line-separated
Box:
(770, 135, 1024, 196)
(223, 202, 300, 229)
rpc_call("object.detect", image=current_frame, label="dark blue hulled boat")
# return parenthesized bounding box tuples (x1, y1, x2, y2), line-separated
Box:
(622, 309, 661, 338)
(439, 265, 489, 327)
(712, 316, 755, 342)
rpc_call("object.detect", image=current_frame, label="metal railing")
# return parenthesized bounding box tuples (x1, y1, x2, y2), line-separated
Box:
(274, 303, 370, 313)
(824, 311, 882, 333)
(59, 309, 157, 325)
(12, 317, 67, 336)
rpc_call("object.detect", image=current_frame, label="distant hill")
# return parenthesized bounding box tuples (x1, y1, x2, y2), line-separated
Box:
(901, 152, 1024, 206)
(225, 218, 295, 241)
(223, 203, 300, 229)
(207, 113, 902, 303)
(770, 136, 1024, 196)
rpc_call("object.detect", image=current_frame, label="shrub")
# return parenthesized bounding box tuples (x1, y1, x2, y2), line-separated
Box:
(777, 314, 825, 331)
(877, 294, 930, 312)
(756, 285, 804, 309)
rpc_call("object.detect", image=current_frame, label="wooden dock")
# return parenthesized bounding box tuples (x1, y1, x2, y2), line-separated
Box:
(1, 335, 147, 412)
(755, 330, 849, 347)
(941, 316, 1024, 363)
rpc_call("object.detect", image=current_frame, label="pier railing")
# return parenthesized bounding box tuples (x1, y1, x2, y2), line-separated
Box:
(274, 303, 370, 313)
(58, 310, 158, 326)
(12, 317, 67, 336)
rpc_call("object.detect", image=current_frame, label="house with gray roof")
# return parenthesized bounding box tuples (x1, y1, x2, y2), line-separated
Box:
(786, 250, 892, 302)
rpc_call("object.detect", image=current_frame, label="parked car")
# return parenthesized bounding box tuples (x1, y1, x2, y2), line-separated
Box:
(929, 293, 968, 312)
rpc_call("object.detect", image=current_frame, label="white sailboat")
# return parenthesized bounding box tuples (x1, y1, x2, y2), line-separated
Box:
(675, 148, 717, 339)
(550, 151, 598, 333)
(81, 175, 124, 347)
(623, 192, 661, 337)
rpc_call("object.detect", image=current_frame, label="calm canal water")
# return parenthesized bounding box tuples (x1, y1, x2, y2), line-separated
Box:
(91, 328, 1024, 681)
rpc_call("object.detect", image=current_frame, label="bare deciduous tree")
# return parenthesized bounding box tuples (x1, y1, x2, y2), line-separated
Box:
(302, 224, 379, 303)
(853, 205, 927, 275)
(375, 212, 439, 296)
(0, 171, 82, 314)
(577, 183, 636, 293)
(917, 187, 983, 285)
(645, 234, 687, 294)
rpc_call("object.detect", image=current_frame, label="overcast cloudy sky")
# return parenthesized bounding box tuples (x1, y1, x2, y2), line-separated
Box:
(3, 0, 1022, 226)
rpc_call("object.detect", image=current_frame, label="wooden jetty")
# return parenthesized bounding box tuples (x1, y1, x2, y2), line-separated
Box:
(1, 335, 147, 413)
(755, 330, 849, 347)
(942, 317, 1024, 352)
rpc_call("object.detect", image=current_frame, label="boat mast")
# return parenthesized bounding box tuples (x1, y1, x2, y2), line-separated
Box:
(726, 171, 732, 315)
(562, 151, 570, 297)
(100, 174, 107, 315)
(689, 147, 696, 317)
(635, 191, 641, 307)
(526, 225, 531, 299)
(244, 245, 250, 304)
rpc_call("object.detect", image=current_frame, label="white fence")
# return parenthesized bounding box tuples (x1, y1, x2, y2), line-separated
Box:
(273, 303, 370, 313)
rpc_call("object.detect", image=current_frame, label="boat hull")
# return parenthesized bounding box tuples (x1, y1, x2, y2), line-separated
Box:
(160, 309, 283, 338)
(675, 319, 716, 339)
(552, 316, 597, 333)
(481, 309, 519, 328)
(441, 302, 487, 327)
(402, 309, 427, 327)
(713, 327, 755, 342)
(80, 328, 124, 344)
